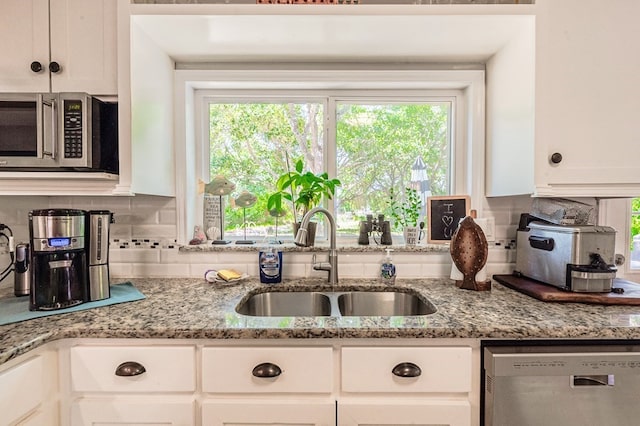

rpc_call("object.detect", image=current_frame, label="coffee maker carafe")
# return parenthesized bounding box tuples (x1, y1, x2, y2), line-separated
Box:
(86, 210, 113, 301)
(29, 209, 87, 311)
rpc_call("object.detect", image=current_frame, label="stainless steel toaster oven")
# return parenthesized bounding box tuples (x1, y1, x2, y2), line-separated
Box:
(515, 219, 617, 292)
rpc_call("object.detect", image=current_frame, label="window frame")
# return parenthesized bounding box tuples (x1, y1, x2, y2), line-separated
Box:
(198, 91, 459, 237)
(174, 67, 485, 245)
(600, 198, 640, 280)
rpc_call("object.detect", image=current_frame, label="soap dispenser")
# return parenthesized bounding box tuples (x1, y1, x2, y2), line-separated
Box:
(380, 248, 396, 285)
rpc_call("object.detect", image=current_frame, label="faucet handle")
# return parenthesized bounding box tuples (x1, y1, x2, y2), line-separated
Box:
(313, 262, 332, 272)
(312, 253, 332, 272)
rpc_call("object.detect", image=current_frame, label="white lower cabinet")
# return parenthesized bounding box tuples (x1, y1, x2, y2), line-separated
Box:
(339, 400, 470, 426)
(71, 398, 195, 425)
(339, 346, 473, 426)
(69, 345, 196, 393)
(0, 348, 58, 426)
(202, 346, 333, 394)
(202, 400, 336, 426)
(0, 355, 46, 426)
(201, 346, 335, 425)
(55, 339, 477, 426)
(67, 345, 197, 426)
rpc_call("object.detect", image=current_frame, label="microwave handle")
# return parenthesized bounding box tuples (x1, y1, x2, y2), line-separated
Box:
(41, 97, 57, 159)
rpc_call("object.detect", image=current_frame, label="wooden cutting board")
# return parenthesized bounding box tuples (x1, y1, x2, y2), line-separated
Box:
(493, 274, 640, 305)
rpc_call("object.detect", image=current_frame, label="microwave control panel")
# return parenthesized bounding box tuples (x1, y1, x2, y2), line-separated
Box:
(63, 99, 84, 159)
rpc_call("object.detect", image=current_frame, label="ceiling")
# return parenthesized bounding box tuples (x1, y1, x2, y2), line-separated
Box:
(132, 13, 534, 64)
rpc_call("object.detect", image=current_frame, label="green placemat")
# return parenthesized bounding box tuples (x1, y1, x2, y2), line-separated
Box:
(0, 282, 145, 326)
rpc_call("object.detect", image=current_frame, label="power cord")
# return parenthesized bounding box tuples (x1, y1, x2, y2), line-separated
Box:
(0, 224, 15, 283)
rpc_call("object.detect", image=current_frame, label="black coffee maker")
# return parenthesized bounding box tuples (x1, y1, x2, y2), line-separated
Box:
(29, 209, 87, 311)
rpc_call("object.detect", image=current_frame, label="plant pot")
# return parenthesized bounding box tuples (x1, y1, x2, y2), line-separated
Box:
(293, 221, 317, 246)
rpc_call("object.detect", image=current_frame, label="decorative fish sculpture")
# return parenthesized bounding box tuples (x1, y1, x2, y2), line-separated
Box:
(235, 191, 257, 208)
(450, 216, 490, 291)
(199, 175, 236, 195)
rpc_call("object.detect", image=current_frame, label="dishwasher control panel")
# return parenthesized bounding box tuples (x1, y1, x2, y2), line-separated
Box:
(485, 345, 640, 377)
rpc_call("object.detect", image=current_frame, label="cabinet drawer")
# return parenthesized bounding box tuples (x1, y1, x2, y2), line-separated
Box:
(202, 400, 336, 425)
(342, 347, 472, 393)
(71, 397, 195, 426)
(0, 356, 43, 424)
(70, 346, 196, 393)
(339, 400, 470, 426)
(202, 347, 333, 393)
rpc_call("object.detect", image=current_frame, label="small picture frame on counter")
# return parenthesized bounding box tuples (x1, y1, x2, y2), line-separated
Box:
(426, 195, 470, 244)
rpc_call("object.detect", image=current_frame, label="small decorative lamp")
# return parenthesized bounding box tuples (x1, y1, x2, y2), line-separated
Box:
(410, 155, 431, 218)
(204, 175, 236, 245)
(235, 191, 258, 245)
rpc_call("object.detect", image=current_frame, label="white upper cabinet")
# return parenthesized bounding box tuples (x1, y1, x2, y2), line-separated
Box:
(533, 0, 640, 197)
(0, 0, 117, 95)
(49, 0, 118, 94)
(0, 0, 50, 92)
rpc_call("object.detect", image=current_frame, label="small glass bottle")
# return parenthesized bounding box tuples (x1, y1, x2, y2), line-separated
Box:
(380, 248, 396, 285)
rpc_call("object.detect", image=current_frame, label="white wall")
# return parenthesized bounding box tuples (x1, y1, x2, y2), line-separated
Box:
(129, 20, 176, 196)
(0, 194, 530, 282)
(485, 17, 535, 197)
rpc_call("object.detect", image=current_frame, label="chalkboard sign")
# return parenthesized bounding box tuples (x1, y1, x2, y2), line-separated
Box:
(427, 195, 470, 243)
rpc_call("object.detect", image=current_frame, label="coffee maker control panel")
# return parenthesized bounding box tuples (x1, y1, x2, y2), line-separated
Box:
(32, 236, 85, 252)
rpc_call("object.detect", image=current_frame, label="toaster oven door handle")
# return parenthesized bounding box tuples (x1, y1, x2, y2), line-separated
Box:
(528, 235, 555, 251)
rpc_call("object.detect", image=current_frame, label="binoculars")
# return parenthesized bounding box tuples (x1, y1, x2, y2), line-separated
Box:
(358, 214, 392, 245)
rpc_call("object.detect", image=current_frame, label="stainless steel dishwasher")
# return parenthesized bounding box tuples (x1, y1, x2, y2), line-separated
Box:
(483, 344, 640, 426)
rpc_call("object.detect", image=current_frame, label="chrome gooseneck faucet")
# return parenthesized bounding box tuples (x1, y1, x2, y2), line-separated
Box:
(294, 207, 338, 285)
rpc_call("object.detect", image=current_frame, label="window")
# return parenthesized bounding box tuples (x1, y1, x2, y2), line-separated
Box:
(207, 100, 325, 239)
(598, 198, 640, 278)
(631, 198, 640, 269)
(203, 92, 454, 239)
(334, 100, 452, 234)
(179, 68, 484, 244)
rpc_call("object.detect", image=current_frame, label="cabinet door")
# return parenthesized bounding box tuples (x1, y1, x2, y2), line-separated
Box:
(71, 398, 194, 426)
(0, 356, 45, 425)
(202, 400, 335, 426)
(534, 0, 640, 197)
(15, 409, 56, 426)
(0, 0, 50, 92)
(339, 400, 470, 426)
(49, 0, 117, 94)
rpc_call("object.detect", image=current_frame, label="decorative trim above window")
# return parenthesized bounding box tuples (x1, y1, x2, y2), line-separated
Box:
(132, 0, 533, 4)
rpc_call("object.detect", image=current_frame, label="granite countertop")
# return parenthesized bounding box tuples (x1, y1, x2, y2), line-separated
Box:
(3, 276, 640, 365)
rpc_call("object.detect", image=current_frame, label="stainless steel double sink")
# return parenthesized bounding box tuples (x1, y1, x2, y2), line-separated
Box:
(236, 289, 437, 317)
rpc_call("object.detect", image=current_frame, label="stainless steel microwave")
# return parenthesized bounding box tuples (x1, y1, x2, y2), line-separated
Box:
(0, 93, 118, 173)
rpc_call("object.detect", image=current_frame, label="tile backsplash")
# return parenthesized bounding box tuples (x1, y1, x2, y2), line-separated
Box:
(0, 194, 531, 280)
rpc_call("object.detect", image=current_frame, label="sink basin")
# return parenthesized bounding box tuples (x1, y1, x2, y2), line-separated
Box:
(236, 291, 332, 317)
(236, 289, 436, 318)
(338, 291, 437, 317)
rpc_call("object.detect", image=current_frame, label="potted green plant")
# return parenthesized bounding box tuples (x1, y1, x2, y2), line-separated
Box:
(388, 187, 422, 245)
(267, 159, 341, 243)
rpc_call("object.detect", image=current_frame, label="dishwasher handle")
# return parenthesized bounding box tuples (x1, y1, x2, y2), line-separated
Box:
(572, 374, 614, 387)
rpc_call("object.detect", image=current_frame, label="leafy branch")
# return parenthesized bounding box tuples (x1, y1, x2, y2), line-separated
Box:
(388, 187, 421, 230)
